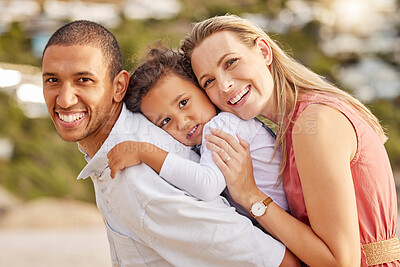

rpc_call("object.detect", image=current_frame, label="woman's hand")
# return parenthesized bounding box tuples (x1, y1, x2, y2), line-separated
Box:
(205, 128, 264, 209)
(107, 141, 143, 178)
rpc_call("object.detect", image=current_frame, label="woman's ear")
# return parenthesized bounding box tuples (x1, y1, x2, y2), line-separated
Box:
(255, 38, 273, 66)
(113, 70, 129, 102)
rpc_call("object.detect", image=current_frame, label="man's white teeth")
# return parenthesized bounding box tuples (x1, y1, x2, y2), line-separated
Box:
(229, 87, 249, 105)
(59, 113, 84, 123)
(188, 125, 198, 137)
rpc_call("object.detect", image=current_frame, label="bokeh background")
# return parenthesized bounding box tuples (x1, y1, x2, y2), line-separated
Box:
(0, 0, 399, 266)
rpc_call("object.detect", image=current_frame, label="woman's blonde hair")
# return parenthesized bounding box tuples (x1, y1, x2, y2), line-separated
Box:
(180, 14, 387, 180)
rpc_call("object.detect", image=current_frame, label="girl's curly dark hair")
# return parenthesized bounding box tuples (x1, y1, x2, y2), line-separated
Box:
(124, 46, 199, 113)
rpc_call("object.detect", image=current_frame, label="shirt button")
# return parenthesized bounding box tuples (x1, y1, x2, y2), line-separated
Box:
(92, 173, 99, 179)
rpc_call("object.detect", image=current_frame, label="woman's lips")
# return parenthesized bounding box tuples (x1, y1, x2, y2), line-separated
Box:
(227, 86, 250, 107)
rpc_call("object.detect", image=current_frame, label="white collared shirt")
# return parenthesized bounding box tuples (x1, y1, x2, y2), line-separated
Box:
(77, 104, 285, 267)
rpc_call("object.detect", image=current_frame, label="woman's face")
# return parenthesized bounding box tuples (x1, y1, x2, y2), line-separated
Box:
(191, 31, 275, 121)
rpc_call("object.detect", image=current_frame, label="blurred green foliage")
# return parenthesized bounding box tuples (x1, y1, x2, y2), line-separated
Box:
(0, 0, 398, 202)
(369, 96, 400, 168)
(0, 22, 40, 66)
(0, 92, 93, 202)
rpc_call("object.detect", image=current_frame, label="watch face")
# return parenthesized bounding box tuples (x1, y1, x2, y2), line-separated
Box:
(251, 202, 266, 217)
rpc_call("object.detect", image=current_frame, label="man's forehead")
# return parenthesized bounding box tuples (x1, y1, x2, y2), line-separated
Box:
(42, 45, 106, 72)
(43, 44, 104, 61)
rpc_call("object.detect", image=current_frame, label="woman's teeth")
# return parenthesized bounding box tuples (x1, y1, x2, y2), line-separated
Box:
(229, 87, 249, 105)
(59, 113, 85, 123)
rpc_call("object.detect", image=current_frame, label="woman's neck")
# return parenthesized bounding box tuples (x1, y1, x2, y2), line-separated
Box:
(260, 87, 297, 125)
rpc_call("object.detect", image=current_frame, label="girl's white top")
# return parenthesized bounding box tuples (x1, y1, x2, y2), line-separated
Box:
(160, 112, 288, 214)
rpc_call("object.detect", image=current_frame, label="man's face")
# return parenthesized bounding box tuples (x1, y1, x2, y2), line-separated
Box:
(42, 45, 115, 143)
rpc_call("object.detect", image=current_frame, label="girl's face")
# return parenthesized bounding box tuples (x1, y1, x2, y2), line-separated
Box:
(141, 73, 217, 146)
(191, 31, 275, 121)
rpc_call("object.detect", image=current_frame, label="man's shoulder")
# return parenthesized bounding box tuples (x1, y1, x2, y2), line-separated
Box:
(112, 109, 177, 146)
(115, 109, 166, 138)
(113, 108, 198, 159)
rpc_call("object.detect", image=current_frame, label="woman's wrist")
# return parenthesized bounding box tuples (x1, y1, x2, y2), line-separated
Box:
(241, 188, 268, 211)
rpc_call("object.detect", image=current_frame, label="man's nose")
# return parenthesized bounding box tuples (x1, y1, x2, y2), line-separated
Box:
(56, 83, 78, 108)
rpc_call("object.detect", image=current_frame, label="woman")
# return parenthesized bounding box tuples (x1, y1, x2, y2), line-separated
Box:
(180, 14, 399, 266)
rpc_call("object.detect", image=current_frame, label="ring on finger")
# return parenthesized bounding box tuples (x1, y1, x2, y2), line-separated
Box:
(225, 156, 231, 163)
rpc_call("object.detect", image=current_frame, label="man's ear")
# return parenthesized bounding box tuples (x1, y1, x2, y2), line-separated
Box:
(113, 70, 129, 102)
(255, 38, 273, 66)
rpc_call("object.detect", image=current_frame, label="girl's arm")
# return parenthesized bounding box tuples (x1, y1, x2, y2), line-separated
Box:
(107, 141, 167, 178)
(205, 105, 360, 266)
(107, 140, 226, 201)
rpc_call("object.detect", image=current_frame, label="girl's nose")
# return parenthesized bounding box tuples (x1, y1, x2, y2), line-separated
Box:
(177, 115, 190, 131)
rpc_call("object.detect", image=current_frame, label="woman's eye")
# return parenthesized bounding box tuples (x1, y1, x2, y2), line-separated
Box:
(226, 58, 238, 67)
(203, 78, 214, 89)
(161, 117, 171, 127)
(179, 99, 188, 108)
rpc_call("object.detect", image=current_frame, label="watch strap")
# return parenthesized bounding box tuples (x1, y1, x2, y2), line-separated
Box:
(262, 197, 273, 207)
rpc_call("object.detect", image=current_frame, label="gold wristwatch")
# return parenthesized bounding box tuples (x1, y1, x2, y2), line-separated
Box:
(249, 197, 273, 218)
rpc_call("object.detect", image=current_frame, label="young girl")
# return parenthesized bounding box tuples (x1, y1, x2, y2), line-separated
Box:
(107, 47, 288, 223)
(180, 14, 399, 266)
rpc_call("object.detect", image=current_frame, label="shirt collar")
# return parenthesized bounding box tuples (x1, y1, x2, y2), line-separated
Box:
(77, 103, 132, 180)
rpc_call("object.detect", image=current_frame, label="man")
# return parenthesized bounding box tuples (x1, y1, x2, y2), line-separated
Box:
(42, 20, 298, 266)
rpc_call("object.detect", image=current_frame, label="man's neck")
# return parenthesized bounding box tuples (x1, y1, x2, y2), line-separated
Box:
(78, 103, 123, 158)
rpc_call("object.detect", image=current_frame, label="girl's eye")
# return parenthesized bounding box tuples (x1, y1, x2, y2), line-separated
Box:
(203, 78, 214, 89)
(226, 58, 238, 68)
(161, 117, 171, 127)
(179, 99, 188, 108)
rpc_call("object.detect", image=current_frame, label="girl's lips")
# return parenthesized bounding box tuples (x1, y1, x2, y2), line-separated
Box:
(56, 112, 87, 128)
(187, 124, 200, 140)
(227, 86, 251, 108)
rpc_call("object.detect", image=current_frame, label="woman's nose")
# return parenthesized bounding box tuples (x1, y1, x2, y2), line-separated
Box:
(218, 79, 234, 93)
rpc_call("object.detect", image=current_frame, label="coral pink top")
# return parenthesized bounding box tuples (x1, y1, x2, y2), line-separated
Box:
(283, 93, 398, 266)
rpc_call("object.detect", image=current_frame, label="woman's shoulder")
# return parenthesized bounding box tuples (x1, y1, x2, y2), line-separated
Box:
(293, 103, 357, 156)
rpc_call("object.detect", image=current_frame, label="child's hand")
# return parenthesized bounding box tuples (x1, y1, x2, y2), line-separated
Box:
(107, 141, 143, 178)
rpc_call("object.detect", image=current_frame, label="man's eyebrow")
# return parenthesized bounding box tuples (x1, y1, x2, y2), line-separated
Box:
(42, 72, 57, 77)
(74, 71, 95, 77)
(42, 71, 96, 78)
(197, 52, 234, 82)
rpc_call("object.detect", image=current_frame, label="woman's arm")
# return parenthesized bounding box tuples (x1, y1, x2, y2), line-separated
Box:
(205, 105, 360, 266)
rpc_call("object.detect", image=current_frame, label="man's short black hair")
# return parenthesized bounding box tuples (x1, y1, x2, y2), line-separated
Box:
(43, 20, 122, 81)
